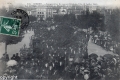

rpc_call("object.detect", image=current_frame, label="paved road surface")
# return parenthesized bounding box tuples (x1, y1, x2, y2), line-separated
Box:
(0, 30, 34, 58)
(87, 36, 117, 57)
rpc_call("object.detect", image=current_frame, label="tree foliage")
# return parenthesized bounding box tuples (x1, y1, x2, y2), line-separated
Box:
(53, 24, 75, 47)
(53, 10, 105, 31)
(105, 9, 120, 42)
(29, 15, 37, 22)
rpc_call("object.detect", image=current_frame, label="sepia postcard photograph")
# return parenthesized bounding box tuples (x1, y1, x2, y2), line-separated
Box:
(0, 0, 120, 80)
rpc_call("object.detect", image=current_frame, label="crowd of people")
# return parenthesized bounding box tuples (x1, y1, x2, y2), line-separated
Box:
(1, 51, 120, 80)
(0, 22, 120, 80)
(91, 31, 120, 54)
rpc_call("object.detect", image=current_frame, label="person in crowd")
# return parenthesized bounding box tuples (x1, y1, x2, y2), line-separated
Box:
(6, 54, 9, 61)
(17, 66, 25, 79)
(1, 54, 6, 61)
(1, 53, 9, 62)
(2, 25, 120, 80)
(11, 54, 16, 60)
(15, 53, 20, 62)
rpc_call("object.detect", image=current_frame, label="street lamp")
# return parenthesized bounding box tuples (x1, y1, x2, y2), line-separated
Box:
(64, 51, 67, 79)
(64, 51, 67, 66)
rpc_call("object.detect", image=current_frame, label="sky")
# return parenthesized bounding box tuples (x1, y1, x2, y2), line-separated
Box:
(0, 0, 120, 8)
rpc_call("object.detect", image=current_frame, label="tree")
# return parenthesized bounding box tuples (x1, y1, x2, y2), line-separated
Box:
(105, 9, 120, 42)
(29, 15, 37, 22)
(46, 17, 53, 21)
(53, 24, 75, 48)
(88, 11, 105, 31)
(53, 14, 76, 26)
(53, 15, 63, 22)
(76, 10, 104, 30)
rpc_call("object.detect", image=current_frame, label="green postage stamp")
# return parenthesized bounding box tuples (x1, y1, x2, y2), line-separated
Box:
(0, 16, 21, 36)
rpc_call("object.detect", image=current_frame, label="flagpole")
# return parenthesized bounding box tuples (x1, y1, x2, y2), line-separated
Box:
(65, 51, 67, 79)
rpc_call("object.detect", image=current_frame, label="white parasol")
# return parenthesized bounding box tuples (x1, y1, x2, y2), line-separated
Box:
(84, 74, 89, 80)
(94, 35, 98, 37)
(7, 60, 17, 67)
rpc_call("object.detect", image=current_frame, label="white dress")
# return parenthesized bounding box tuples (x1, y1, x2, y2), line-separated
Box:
(84, 74, 89, 80)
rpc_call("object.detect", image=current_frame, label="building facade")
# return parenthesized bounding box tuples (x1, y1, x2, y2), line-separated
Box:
(26, 3, 104, 20)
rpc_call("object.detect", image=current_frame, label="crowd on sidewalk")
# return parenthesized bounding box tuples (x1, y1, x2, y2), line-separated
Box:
(91, 31, 120, 54)
(1, 51, 120, 80)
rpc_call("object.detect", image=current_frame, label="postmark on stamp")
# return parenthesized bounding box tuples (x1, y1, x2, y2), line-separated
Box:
(11, 9, 29, 29)
(0, 16, 21, 36)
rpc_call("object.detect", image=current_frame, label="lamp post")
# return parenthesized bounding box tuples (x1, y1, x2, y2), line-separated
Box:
(64, 51, 67, 79)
